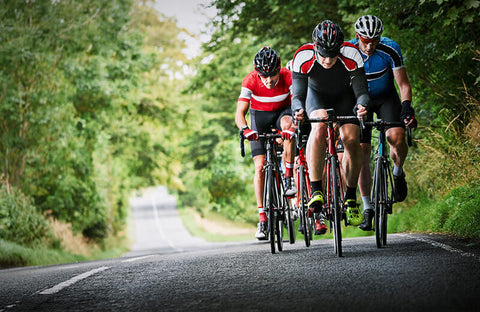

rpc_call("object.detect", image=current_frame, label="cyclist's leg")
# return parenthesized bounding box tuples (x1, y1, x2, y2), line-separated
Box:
(358, 108, 375, 230)
(358, 107, 374, 203)
(253, 155, 266, 217)
(339, 123, 363, 226)
(250, 109, 275, 239)
(277, 108, 296, 197)
(337, 105, 362, 227)
(380, 94, 408, 202)
(305, 88, 328, 210)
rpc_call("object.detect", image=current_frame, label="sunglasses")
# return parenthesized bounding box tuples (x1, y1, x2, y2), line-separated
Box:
(359, 36, 380, 46)
(257, 68, 280, 78)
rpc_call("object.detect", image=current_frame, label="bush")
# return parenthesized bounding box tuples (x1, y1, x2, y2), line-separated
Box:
(390, 182, 480, 241)
(0, 186, 50, 246)
(443, 183, 480, 240)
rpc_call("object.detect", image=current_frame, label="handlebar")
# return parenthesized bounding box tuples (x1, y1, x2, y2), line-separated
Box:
(307, 115, 360, 124)
(407, 127, 413, 147)
(239, 131, 283, 157)
(239, 131, 245, 157)
(257, 133, 282, 139)
(364, 120, 413, 147)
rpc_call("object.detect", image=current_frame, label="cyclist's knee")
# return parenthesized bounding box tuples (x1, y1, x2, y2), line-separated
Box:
(386, 127, 406, 143)
(253, 155, 266, 172)
(341, 135, 360, 150)
(280, 115, 293, 129)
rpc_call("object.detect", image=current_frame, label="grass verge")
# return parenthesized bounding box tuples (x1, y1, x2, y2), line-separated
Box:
(178, 207, 255, 242)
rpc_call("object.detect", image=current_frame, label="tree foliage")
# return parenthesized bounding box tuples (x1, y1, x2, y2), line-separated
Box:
(0, 0, 191, 242)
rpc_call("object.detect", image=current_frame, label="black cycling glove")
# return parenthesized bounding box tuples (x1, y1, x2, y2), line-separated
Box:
(400, 100, 415, 120)
(400, 100, 417, 129)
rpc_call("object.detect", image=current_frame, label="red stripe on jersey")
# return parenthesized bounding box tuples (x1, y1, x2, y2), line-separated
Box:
(239, 68, 292, 112)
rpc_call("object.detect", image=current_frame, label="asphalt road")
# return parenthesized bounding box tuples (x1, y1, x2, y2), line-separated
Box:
(1, 187, 479, 311)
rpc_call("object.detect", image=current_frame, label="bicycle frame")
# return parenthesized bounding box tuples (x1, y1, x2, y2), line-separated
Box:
(367, 120, 404, 248)
(301, 109, 357, 257)
(261, 133, 283, 254)
(322, 114, 345, 257)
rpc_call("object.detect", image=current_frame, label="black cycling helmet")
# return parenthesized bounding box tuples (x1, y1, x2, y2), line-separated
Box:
(355, 15, 383, 39)
(254, 46, 281, 76)
(312, 20, 344, 58)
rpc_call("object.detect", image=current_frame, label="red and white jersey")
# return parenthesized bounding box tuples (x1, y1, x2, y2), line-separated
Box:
(239, 67, 292, 112)
(291, 42, 364, 74)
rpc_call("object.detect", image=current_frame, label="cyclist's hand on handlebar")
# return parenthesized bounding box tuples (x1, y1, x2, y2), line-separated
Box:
(294, 109, 305, 124)
(355, 104, 367, 118)
(400, 100, 417, 130)
(243, 128, 258, 141)
(404, 116, 418, 130)
(281, 127, 295, 140)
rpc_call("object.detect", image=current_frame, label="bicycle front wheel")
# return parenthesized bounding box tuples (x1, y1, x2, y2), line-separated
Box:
(299, 166, 311, 247)
(284, 195, 295, 244)
(275, 174, 284, 251)
(330, 158, 342, 257)
(264, 166, 276, 254)
(374, 159, 388, 248)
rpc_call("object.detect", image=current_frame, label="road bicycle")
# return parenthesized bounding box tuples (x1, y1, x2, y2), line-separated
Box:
(294, 122, 314, 247)
(307, 109, 359, 257)
(365, 120, 413, 248)
(240, 130, 296, 254)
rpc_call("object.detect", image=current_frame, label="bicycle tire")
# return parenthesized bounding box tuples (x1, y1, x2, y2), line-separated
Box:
(330, 158, 343, 257)
(299, 166, 311, 247)
(374, 159, 387, 248)
(265, 165, 276, 254)
(381, 164, 389, 246)
(285, 195, 296, 244)
(276, 212, 284, 251)
(275, 174, 284, 251)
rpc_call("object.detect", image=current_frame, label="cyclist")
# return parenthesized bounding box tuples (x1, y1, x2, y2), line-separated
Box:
(236, 46, 296, 240)
(291, 20, 370, 227)
(349, 15, 417, 231)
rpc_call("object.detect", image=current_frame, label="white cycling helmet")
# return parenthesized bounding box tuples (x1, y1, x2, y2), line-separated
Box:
(355, 15, 383, 39)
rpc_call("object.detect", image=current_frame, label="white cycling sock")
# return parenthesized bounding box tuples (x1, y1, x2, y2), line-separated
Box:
(393, 165, 403, 177)
(362, 196, 373, 211)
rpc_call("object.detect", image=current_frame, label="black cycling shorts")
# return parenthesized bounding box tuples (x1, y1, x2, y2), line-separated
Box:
(250, 107, 292, 157)
(361, 92, 405, 144)
(305, 86, 360, 127)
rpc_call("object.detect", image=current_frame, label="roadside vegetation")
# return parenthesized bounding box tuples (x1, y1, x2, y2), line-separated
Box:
(1, 0, 479, 268)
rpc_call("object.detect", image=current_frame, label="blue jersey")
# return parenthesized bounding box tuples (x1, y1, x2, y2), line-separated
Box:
(349, 37, 404, 99)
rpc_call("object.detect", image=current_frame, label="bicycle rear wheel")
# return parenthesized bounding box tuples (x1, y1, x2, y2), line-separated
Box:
(374, 159, 388, 248)
(330, 158, 342, 257)
(299, 166, 311, 247)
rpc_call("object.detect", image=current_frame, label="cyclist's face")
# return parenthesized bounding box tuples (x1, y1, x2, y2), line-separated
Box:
(258, 71, 280, 89)
(357, 34, 380, 56)
(316, 54, 338, 69)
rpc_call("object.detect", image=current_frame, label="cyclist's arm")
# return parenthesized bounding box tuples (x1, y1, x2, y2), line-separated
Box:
(350, 67, 370, 114)
(393, 67, 412, 102)
(235, 99, 250, 130)
(291, 71, 308, 114)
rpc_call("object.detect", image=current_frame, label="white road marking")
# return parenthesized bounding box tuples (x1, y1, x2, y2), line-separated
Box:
(404, 234, 480, 261)
(151, 195, 183, 252)
(122, 255, 154, 263)
(39, 266, 110, 295)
